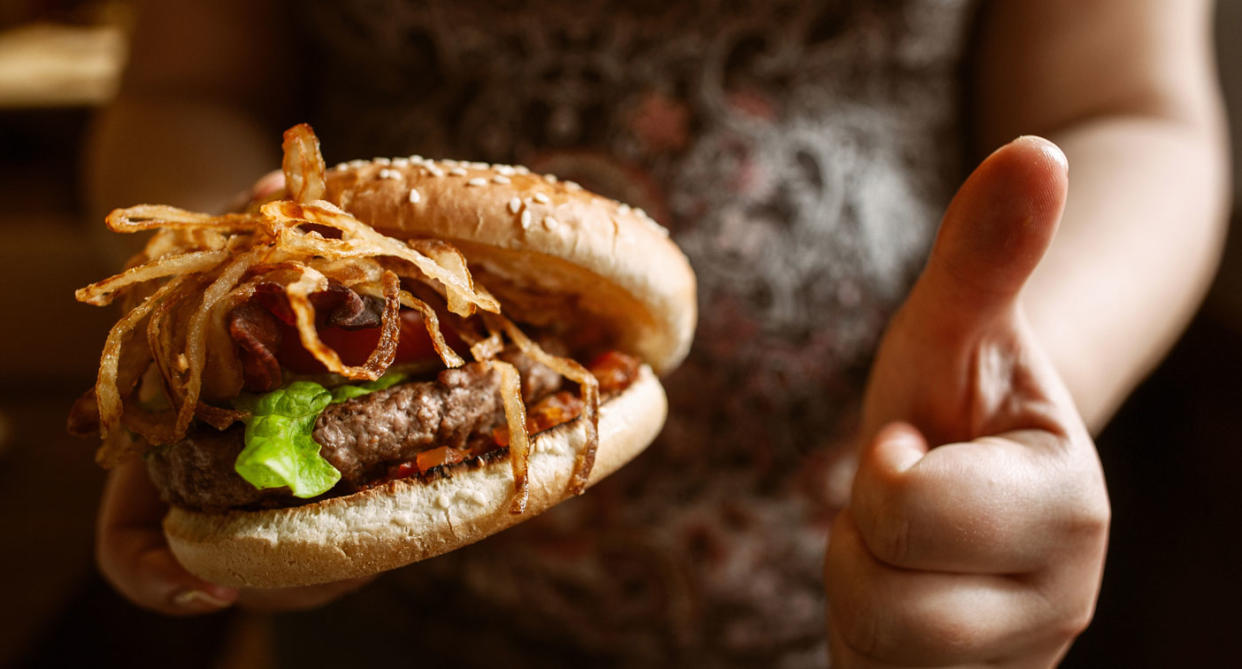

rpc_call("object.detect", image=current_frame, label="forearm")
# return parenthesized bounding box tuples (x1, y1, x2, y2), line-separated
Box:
(1024, 117, 1229, 431)
(973, 0, 1229, 431)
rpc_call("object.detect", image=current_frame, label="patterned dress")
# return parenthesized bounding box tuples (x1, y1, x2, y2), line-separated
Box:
(279, 1, 975, 666)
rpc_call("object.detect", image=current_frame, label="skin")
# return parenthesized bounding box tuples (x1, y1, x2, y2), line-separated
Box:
(85, 0, 1229, 663)
(827, 137, 1107, 667)
(825, 2, 1227, 666)
(829, 3, 1227, 665)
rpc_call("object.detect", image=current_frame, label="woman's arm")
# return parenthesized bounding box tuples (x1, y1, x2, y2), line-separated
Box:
(825, 4, 1225, 664)
(974, 0, 1230, 430)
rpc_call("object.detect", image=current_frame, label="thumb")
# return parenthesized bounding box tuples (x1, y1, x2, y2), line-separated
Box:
(910, 136, 1068, 328)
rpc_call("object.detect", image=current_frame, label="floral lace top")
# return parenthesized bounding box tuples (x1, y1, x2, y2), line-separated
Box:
(281, 1, 976, 666)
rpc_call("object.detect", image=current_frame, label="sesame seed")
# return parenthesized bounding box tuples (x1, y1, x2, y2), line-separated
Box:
(426, 165, 445, 178)
(564, 181, 582, 191)
(544, 174, 558, 183)
(442, 159, 459, 167)
(520, 210, 532, 229)
(647, 219, 670, 236)
(408, 188, 422, 204)
(334, 162, 349, 171)
(409, 154, 424, 162)
(392, 157, 410, 167)
(348, 159, 368, 168)
(469, 161, 489, 169)
(544, 216, 559, 229)
(533, 192, 550, 204)
(449, 167, 468, 177)
(635, 208, 647, 218)
(513, 166, 530, 175)
(491, 175, 511, 185)
(378, 168, 402, 180)
(373, 157, 391, 166)
(618, 203, 631, 213)
(467, 177, 487, 187)
(508, 197, 521, 214)
(496, 165, 516, 176)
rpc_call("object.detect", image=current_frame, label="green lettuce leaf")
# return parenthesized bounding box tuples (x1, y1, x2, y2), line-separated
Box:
(232, 372, 409, 498)
(329, 371, 408, 403)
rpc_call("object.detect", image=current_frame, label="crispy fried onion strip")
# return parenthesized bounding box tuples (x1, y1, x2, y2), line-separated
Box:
(484, 313, 601, 496)
(83, 208, 495, 466)
(350, 281, 466, 371)
(409, 240, 481, 317)
(490, 360, 531, 514)
(262, 200, 500, 317)
(468, 322, 505, 362)
(396, 291, 465, 368)
(76, 249, 230, 306)
(176, 249, 266, 434)
(95, 275, 189, 442)
(285, 266, 402, 381)
(199, 283, 255, 403)
(282, 123, 326, 202)
(106, 205, 261, 234)
(145, 275, 201, 421)
(80, 222, 491, 465)
(79, 125, 525, 469)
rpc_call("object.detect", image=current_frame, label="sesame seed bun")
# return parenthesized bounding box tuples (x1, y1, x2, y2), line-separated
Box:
(164, 365, 666, 588)
(322, 157, 697, 374)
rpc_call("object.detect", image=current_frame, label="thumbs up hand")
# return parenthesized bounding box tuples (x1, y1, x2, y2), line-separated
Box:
(825, 137, 1110, 667)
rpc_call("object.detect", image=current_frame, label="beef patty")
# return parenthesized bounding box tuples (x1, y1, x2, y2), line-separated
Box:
(147, 354, 561, 512)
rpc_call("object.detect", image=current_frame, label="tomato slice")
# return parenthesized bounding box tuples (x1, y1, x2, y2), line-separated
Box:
(415, 446, 469, 473)
(276, 310, 448, 374)
(588, 350, 640, 394)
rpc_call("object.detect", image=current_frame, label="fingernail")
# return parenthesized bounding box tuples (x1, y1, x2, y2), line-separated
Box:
(879, 422, 923, 447)
(173, 589, 234, 609)
(874, 423, 926, 473)
(1015, 135, 1068, 172)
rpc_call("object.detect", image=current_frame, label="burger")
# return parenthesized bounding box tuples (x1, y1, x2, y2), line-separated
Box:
(69, 124, 696, 588)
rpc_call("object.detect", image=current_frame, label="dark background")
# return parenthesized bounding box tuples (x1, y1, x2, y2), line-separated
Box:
(0, 2, 1239, 666)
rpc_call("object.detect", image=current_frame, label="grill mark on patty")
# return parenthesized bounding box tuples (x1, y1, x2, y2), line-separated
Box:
(312, 364, 506, 487)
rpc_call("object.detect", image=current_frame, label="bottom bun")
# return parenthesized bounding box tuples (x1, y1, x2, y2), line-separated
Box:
(164, 365, 667, 588)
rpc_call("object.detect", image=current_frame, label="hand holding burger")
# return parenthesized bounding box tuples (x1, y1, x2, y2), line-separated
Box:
(75, 125, 696, 612)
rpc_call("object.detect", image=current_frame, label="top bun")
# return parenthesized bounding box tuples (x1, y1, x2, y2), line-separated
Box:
(321, 157, 696, 373)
